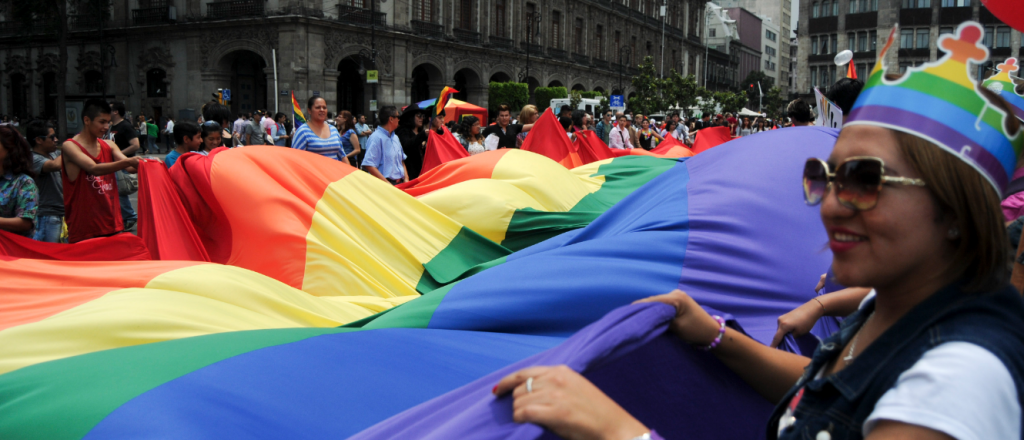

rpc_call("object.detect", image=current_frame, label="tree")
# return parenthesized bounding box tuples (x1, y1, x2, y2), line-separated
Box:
(696, 87, 718, 117)
(569, 90, 583, 110)
(534, 87, 568, 112)
(763, 86, 786, 120)
(626, 56, 666, 116)
(714, 90, 748, 114)
(740, 71, 774, 112)
(662, 70, 699, 117)
(488, 82, 529, 116)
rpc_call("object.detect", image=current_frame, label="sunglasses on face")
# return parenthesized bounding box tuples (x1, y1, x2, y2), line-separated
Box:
(802, 156, 926, 211)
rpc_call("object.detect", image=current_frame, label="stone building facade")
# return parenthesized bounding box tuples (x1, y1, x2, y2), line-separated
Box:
(0, 0, 709, 125)
(796, 0, 1022, 101)
(715, 0, 794, 97)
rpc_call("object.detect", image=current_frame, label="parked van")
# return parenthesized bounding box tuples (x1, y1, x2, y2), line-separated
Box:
(549, 98, 604, 115)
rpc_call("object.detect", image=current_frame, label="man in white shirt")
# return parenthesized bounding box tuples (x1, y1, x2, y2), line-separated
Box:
(162, 117, 175, 153)
(608, 114, 634, 149)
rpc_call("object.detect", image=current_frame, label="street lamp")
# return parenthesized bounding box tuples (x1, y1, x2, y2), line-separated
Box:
(618, 46, 632, 95)
(519, 12, 542, 85)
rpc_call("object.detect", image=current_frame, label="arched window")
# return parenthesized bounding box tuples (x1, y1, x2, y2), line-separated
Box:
(84, 70, 103, 94)
(147, 68, 167, 97)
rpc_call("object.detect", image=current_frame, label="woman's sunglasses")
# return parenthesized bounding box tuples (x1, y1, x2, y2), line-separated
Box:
(802, 156, 926, 211)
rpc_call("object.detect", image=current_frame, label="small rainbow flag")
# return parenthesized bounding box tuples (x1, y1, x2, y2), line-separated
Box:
(292, 91, 306, 130)
(983, 58, 1024, 122)
(436, 86, 459, 115)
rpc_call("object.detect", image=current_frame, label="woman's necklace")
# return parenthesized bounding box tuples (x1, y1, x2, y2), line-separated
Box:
(843, 311, 875, 364)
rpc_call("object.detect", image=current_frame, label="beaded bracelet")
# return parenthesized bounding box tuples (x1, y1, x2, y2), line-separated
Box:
(698, 315, 726, 351)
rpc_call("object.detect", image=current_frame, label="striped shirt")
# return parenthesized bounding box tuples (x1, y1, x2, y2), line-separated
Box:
(291, 123, 344, 161)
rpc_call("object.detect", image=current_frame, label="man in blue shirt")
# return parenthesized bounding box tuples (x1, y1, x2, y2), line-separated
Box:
(361, 106, 408, 184)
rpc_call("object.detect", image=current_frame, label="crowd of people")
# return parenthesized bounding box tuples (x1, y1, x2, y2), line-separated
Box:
(0, 77, 926, 247)
(3, 21, 1024, 440)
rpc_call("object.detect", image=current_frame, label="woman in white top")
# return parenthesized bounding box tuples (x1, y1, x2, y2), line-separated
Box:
(455, 116, 485, 156)
(493, 48, 1024, 440)
(738, 118, 753, 137)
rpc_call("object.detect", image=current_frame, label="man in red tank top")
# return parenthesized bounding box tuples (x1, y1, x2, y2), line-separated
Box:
(61, 99, 140, 243)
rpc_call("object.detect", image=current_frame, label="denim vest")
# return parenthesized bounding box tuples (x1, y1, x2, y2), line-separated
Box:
(768, 282, 1024, 440)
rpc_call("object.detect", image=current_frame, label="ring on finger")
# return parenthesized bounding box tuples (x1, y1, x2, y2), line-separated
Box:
(526, 377, 534, 393)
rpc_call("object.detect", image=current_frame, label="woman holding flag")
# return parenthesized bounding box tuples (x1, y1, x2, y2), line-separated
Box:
(290, 94, 349, 165)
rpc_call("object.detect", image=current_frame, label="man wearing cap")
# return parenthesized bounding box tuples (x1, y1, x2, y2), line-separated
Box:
(245, 111, 267, 146)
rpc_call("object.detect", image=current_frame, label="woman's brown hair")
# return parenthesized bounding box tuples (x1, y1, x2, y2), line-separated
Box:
(339, 110, 356, 132)
(893, 88, 1021, 293)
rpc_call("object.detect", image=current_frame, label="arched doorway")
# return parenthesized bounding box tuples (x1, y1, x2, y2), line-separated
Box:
(453, 68, 481, 103)
(526, 76, 540, 105)
(548, 80, 564, 88)
(571, 83, 586, 91)
(489, 72, 511, 83)
(593, 86, 606, 94)
(338, 57, 365, 116)
(8, 73, 28, 119)
(217, 50, 267, 116)
(410, 63, 444, 104)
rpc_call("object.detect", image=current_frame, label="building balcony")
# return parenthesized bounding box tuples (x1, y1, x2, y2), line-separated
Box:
(939, 6, 972, 25)
(520, 41, 543, 54)
(133, 5, 175, 25)
(549, 47, 568, 60)
(337, 5, 386, 27)
(69, 14, 107, 31)
(207, 0, 264, 20)
(411, 20, 443, 39)
(572, 52, 589, 65)
(489, 35, 514, 51)
(453, 27, 481, 45)
(0, 21, 26, 36)
(592, 59, 610, 70)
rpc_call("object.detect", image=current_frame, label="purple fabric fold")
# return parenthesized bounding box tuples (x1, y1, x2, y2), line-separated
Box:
(350, 303, 775, 440)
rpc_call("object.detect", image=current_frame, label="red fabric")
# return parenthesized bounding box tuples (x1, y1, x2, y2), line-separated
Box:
(521, 109, 582, 168)
(137, 159, 211, 261)
(62, 138, 122, 243)
(0, 229, 151, 261)
(652, 134, 686, 154)
(691, 127, 733, 154)
(420, 126, 469, 175)
(573, 129, 615, 165)
(168, 148, 233, 263)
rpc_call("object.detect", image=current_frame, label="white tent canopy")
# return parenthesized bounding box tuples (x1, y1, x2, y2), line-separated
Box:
(737, 107, 765, 117)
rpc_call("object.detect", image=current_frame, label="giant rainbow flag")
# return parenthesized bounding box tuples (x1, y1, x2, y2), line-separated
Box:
(1, 126, 842, 438)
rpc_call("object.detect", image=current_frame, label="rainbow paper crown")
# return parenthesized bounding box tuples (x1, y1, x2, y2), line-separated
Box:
(983, 58, 1024, 122)
(846, 21, 1023, 194)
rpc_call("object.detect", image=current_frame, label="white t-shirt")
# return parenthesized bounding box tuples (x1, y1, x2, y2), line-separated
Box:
(844, 291, 1021, 439)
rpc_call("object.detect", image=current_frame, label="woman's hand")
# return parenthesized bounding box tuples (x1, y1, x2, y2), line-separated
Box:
(494, 365, 648, 440)
(770, 299, 825, 348)
(634, 290, 721, 346)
